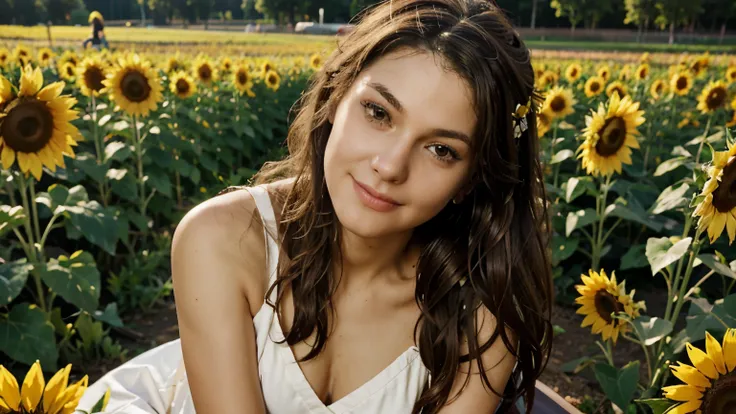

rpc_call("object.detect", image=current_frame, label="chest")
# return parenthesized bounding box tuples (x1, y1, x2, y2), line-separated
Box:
(279, 282, 422, 405)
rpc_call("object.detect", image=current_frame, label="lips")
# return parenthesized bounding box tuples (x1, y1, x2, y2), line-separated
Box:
(351, 176, 402, 212)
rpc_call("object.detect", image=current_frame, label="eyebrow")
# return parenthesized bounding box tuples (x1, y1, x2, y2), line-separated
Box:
(367, 81, 473, 146)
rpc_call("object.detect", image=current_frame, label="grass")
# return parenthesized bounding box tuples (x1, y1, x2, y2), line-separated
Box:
(1, 25, 732, 54)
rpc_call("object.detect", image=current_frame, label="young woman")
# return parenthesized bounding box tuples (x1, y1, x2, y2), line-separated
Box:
(83, 11, 108, 49)
(78, 0, 553, 412)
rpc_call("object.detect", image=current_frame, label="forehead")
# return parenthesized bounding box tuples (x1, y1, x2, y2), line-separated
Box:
(351, 48, 477, 138)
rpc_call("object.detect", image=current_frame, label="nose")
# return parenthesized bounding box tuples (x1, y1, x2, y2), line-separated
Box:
(370, 139, 411, 184)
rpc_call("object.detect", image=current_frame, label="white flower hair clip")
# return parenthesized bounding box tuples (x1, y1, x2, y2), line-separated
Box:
(512, 98, 532, 141)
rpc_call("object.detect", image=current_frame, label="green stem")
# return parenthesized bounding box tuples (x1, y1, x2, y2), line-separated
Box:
(132, 114, 146, 218)
(592, 174, 612, 272)
(16, 173, 46, 312)
(28, 177, 42, 256)
(695, 113, 713, 165)
(664, 213, 694, 322)
(91, 95, 108, 207)
(669, 229, 705, 325)
(39, 215, 59, 248)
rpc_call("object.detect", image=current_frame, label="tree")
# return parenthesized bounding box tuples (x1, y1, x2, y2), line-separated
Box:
(241, 0, 263, 20)
(550, 0, 583, 32)
(43, 0, 85, 24)
(654, 0, 703, 44)
(700, 0, 736, 43)
(195, 0, 215, 27)
(624, 0, 657, 42)
(582, 0, 612, 29)
(254, 0, 305, 25)
(146, 0, 175, 25)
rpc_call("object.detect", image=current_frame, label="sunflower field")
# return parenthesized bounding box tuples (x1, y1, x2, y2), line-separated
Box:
(0, 39, 736, 413)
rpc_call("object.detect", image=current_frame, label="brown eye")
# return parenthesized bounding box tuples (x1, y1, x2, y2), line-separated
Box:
(427, 144, 460, 163)
(361, 101, 391, 126)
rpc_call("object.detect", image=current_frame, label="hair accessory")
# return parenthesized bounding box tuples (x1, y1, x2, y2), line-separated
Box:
(512, 97, 532, 141)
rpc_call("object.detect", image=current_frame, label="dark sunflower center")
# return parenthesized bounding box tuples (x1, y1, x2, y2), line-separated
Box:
(224, 62, 231, 70)
(69, 57, 77, 66)
(655, 83, 663, 94)
(84, 67, 105, 92)
(65, 66, 74, 77)
(571, 68, 578, 77)
(729, 71, 736, 81)
(706, 87, 727, 110)
(702, 372, 736, 414)
(712, 160, 736, 213)
(268, 75, 277, 85)
(550, 96, 566, 113)
(590, 82, 600, 92)
(639, 68, 647, 78)
(237, 72, 248, 85)
(611, 87, 626, 97)
(676, 77, 688, 90)
(595, 117, 627, 157)
(594, 290, 624, 323)
(42, 52, 49, 60)
(120, 70, 151, 103)
(176, 79, 190, 94)
(0, 98, 54, 153)
(198, 65, 212, 81)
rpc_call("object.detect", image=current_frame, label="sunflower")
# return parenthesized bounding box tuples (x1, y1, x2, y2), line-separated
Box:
(575, 269, 645, 344)
(696, 80, 729, 114)
(0, 66, 80, 180)
(264, 69, 281, 92)
(650, 79, 667, 100)
(103, 54, 163, 118)
(606, 81, 628, 99)
(37, 48, 54, 68)
(76, 57, 108, 97)
(727, 111, 736, 128)
(726, 66, 736, 85)
(618, 64, 632, 81)
(671, 71, 693, 96)
(13, 45, 32, 67)
(597, 65, 611, 82)
(542, 86, 576, 120)
(232, 64, 255, 97)
(193, 58, 217, 85)
(260, 60, 276, 78)
(577, 92, 645, 177)
(640, 52, 650, 63)
(678, 111, 701, 129)
(537, 70, 558, 90)
(58, 62, 76, 82)
(0, 361, 91, 414)
(692, 143, 736, 244)
(537, 109, 552, 138)
(0, 48, 10, 68)
(635, 63, 649, 81)
(164, 53, 184, 74)
(309, 54, 323, 70)
(169, 71, 196, 99)
(565, 63, 582, 83)
(585, 76, 605, 97)
(287, 66, 301, 79)
(662, 329, 736, 414)
(57, 50, 78, 69)
(220, 57, 233, 73)
(0, 75, 12, 107)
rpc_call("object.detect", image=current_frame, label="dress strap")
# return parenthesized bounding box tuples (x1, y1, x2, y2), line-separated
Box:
(243, 185, 280, 302)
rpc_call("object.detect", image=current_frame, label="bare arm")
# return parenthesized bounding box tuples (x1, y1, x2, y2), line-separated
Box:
(438, 306, 518, 413)
(172, 190, 267, 414)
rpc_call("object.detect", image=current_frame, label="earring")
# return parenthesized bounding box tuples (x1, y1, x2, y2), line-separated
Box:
(452, 196, 462, 204)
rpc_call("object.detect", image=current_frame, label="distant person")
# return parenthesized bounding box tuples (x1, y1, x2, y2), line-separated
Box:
(83, 11, 109, 49)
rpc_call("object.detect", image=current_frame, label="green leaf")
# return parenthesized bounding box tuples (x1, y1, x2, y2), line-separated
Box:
(560, 356, 596, 374)
(199, 153, 218, 172)
(563, 176, 594, 203)
(686, 295, 736, 342)
(39, 251, 100, 312)
(64, 201, 120, 255)
(621, 244, 648, 270)
(550, 149, 574, 165)
(634, 399, 677, 414)
(654, 157, 688, 176)
(0, 205, 27, 237)
(0, 303, 58, 369)
(71, 153, 107, 183)
(697, 254, 736, 280)
(92, 303, 124, 328)
(110, 170, 138, 201)
(631, 316, 673, 346)
(0, 259, 33, 306)
(594, 361, 640, 411)
(98, 113, 112, 126)
(105, 141, 132, 163)
(605, 202, 663, 231)
(566, 208, 598, 237)
(646, 237, 692, 276)
(146, 170, 173, 197)
(650, 183, 690, 215)
(551, 234, 579, 266)
(190, 168, 201, 185)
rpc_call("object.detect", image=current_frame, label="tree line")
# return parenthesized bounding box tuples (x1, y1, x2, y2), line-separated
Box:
(0, 0, 733, 37)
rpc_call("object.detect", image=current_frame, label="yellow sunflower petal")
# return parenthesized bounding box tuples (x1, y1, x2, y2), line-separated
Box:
(43, 364, 71, 413)
(670, 362, 712, 388)
(37, 82, 64, 102)
(686, 343, 719, 379)
(0, 366, 21, 410)
(723, 328, 736, 372)
(1, 145, 16, 170)
(667, 400, 703, 414)
(662, 384, 704, 402)
(704, 332, 727, 375)
(20, 361, 44, 412)
(706, 212, 728, 244)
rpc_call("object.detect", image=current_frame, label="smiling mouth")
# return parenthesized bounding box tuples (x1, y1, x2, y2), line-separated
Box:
(351, 176, 402, 212)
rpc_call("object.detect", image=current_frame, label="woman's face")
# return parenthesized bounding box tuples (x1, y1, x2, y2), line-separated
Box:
(324, 48, 477, 239)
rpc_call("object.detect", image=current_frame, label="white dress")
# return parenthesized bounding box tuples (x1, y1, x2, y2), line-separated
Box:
(77, 185, 431, 414)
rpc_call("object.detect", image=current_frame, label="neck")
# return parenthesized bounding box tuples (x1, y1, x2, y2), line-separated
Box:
(335, 227, 419, 290)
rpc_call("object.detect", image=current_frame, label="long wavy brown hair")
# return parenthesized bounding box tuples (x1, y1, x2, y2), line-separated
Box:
(251, 0, 553, 412)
